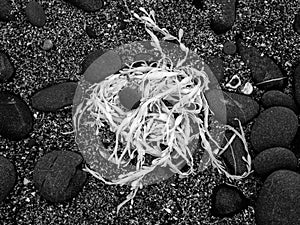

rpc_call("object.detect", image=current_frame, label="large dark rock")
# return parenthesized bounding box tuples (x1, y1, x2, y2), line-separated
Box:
(293, 11, 300, 34)
(0, 92, 33, 141)
(210, 0, 237, 34)
(0, 156, 17, 202)
(205, 90, 260, 126)
(221, 131, 249, 176)
(250, 106, 298, 153)
(255, 170, 300, 225)
(293, 63, 300, 106)
(33, 150, 87, 203)
(253, 147, 298, 178)
(261, 90, 298, 113)
(64, 0, 103, 12)
(31, 82, 77, 112)
(0, 51, 15, 83)
(211, 183, 249, 217)
(25, 1, 46, 27)
(237, 40, 285, 90)
(0, 0, 14, 21)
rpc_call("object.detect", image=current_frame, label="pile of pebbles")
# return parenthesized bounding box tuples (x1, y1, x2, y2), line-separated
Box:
(0, 0, 300, 224)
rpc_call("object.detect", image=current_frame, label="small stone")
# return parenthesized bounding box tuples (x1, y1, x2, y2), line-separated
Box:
(250, 106, 298, 153)
(0, 51, 15, 83)
(192, 0, 205, 10)
(293, 11, 300, 34)
(64, 0, 103, 12)
(0, 92, 33, 141)
(25, 1, 46, 27)
(255, 23, 266, 32)
(41, 39, 53, 51)
(225, 75, 241, 89)
(255, 170, 300, 225)
(0, 0, 14, 21)
(86, 25, 97, 38)
(118, 87, 142, 110)
(33, 150, 87, 203)
(83, 50, 122, 84)
(211, 183, 249, 217)
(253, 147, 298, 178)
(0, 156, 17, 202)
(31, 82, 77, 112)
(210, 0, 237, 34)
(223, 41, 237, 55)
(261, 90, 298, 113)
(240, 82, 253, 95)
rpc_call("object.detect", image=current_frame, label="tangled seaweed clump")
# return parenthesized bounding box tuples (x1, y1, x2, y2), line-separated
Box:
(72, 8, 252, 213)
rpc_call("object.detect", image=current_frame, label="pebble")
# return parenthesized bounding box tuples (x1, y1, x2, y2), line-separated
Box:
(205, 90, 260, 126)
(254, 23, 266, 32)
(85, 25, 97, 38)
(253, 147, 298, 178)
(81, 49, 105, 73)
(211, 183, 249, 217)
(64, 0, 103, 12)
(33, 150, 87, 203)
(0, 155, 17, 202)
(255, 170, 300, 225)
(25, 1, 46, 28)
(0, 51, 15, 83)
(293, 63, 300, 106)
(31, 82, 77, 112)
(118, 87, 142, 110)
(0, 0, 14, 21)
(225, 74, 241, 89)
(293, 11, 300, 34)
(237, 39, 286, 90)
(191, 0, 205, 10)
(210, 0, 237, 34)
(41, 39, 53, 51)
(250, 106, 298, 153)
(221, 131, 249, 176)
(83, 50, 122, 84)
(261, 90, 298, 113)
(223, 41, 237, 55)
(240, 82, 253, 95)
(0, 92, 33, 141)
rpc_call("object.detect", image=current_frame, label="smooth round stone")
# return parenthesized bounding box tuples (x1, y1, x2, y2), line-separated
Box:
(25, 1, 46, 27)
(33, 150, 87, 203)
(118, 87, 142, 110)
(0, 156, 17, 202)
(253, 147, 298, 178)
(0, 92, 33, 141)
(255, 170, 300, 225)
(0, 51, 15, 83)
(223, 41, 237, 55)
(250, 106, 298, 153)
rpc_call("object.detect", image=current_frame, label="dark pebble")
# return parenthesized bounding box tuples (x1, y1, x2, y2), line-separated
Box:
(221, 131, 249, 176)
(205, 90, 260, 126)
(191, 0, 205, 10)
(64, 0, 103, 12)
(0, 0, 14, 21)
(250, 106, 298, 153)
(83, 50, 122, 84)
(0, 92, 33, 141)
(25, 1, 46, 28)
(33, 150, 87, 203)
(85, 25, 97, 38)
(31, 82, 77, 112)
(211, 183, 249, 217)
(293, 63, 300, 106)
(210, 0, 237, 34)
(223, 41, 236, 55)
(261, 90, 298, 113)
(253, 147, 298, 178)
(237, 40, 285, 90)
(255, 23, 266, 32)
(255, 170, 300, 225)
(0, 155, 17, 202)
(293, 11, 300, 34)
(81, 49, 105, 73)
(0, 51, 15, 83)
(118, 87, 142, 110)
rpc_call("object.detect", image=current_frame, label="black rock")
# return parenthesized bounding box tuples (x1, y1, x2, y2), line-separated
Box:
(0, 0, 14, 21)
(25, 1, 46, 27)
(192, 0, 205, 10)
(253, 147, 298, 178)
(81, 49, 105, 73)
(293, 11, 300, 34)
(206, 90, 260, 126)
(293, 63, 300, 107)
(210, 0, 237, 34)
(250, 106, 298, 153)
(221, 131, 249, 176)
(0, 92, 33, 141)
(64, 0, 103, 12)
(223, 41, 237, 55)
(0, 156, 17, 202)
(255, 23, 266, 32)
(211, 183, 249, 217)
(255, 170, 300, 225)
(33, 150, 87, 203)
(31, 82, 77, 112)
(261, 90, 298, 113)
(0, 51, 15, 83)
(237, 40, 285, 90)
(85, 25, 97, 38)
